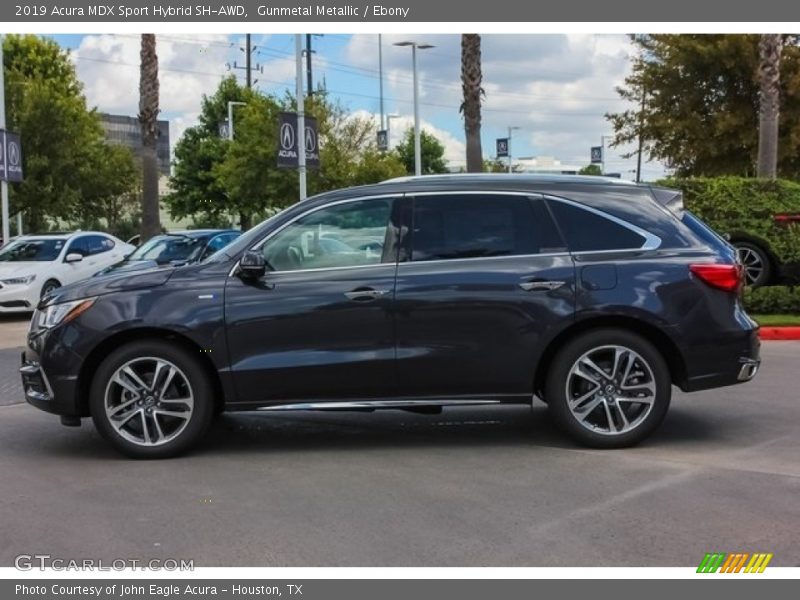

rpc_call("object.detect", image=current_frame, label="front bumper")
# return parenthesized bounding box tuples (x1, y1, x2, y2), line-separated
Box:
(21, 342, 85, 418)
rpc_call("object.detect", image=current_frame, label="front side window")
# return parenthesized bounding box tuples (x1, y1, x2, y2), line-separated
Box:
(409, 194, 564, 262)
(262, 198, 394, 272)
(546, 199, 647, 252)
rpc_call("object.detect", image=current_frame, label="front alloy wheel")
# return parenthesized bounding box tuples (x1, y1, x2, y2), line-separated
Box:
(90, 340, 214, 458)
(104, 357, 194, 446)
(545, 329, 671, 448)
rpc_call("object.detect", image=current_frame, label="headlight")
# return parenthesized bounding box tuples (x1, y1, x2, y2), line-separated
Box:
(1, 274, 36, 285)
(37, 298, 96, 329)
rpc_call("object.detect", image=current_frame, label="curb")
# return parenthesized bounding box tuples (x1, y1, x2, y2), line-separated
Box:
(759, 327, 800, 341)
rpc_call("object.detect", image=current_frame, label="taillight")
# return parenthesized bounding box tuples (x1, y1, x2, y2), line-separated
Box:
(774, 213, 800, 226)
(689, 264, 743, 292)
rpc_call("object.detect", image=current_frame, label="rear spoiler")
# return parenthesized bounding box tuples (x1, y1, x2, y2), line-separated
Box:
(650, 186, 684, 216)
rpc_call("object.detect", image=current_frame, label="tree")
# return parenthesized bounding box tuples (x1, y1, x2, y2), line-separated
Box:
(139, 33, 161, 241)
(460, 34, 483, 173)
(757, 35, 783, 179)
(166, 77, 250, 228)
(167, 80, 406, 229)
(2, 34, 138, 232)
(579, 164, 603, 176)
(607, 35, 800, 178)
(395, 128, 449, 175)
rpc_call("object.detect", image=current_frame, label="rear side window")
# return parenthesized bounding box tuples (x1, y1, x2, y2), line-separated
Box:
(410, 195, 564, 262)
(547, 199, 646, 252)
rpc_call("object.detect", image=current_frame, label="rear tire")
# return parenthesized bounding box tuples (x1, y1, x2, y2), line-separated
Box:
(90, 340, 214, 459)
(545, 329, 671, 448)
(734, 241, 772, 287)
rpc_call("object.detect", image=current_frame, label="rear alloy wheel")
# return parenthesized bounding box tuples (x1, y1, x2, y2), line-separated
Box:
(545, 329, 671, 448)
(735, 242, 772, 287)
(90, 340, 214, 458)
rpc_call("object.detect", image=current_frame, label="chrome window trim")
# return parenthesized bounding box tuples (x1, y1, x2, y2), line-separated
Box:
(397, 251, 572, 269)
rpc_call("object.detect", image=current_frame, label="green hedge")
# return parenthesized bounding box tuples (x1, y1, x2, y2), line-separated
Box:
(659, 176, 800, 264)
(743, 286, 800, 314)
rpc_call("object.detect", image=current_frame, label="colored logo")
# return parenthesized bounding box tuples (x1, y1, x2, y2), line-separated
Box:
(697, 552, 773, 573)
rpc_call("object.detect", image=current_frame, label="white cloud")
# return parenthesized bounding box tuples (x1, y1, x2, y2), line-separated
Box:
(345, 33, 661, 178)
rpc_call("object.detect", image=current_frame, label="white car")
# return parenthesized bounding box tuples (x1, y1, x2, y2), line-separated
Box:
(0, 231, 135, 313)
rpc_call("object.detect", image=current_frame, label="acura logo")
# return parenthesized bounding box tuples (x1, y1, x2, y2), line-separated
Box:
(305, 126, 317, 153)
(8, 141, 20, 166)
(280, 123, 295, 150)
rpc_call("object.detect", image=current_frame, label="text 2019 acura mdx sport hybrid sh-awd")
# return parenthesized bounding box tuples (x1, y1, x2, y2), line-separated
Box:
(21, 175, 760, 458)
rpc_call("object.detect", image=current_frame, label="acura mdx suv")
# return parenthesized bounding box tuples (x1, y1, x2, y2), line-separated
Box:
(21, 175, 760, 458)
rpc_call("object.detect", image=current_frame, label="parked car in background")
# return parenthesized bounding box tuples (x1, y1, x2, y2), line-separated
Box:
(0, 232, 134, 313)
(94, 230, 241, 277)
(22, 175, 759, 458)
(669, 177, 800, 287)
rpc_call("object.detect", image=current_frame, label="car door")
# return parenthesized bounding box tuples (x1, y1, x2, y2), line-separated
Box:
(224, 196, 401, 405)
(393, 192, 576, 399)
(61, 235, 96, 283)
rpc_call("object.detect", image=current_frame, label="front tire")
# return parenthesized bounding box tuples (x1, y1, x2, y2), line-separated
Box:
(40, 279, 61, 299)
(545, 329, 671, 449)
(90, 340, 214, 458)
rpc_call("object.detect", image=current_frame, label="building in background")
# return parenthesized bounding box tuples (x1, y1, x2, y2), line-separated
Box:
(99, 113, 171, 176)
(513, 156, 581, 174)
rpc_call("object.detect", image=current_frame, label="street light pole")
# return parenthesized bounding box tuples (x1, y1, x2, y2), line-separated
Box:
(394, 41, 434, 177)
(227, 101, 246, 141)
(378, 34, 384, 131)
(296, 34, 307, 201)
(600, 135, 613, 176)
(0, 36, 9, 244)
(507, 126, 521, 173)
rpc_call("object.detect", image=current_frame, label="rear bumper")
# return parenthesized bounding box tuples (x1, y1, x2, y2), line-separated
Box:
(681, 328, 761, 392)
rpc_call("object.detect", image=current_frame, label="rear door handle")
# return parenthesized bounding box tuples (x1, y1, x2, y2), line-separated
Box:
(519, 280, 566, 291)
(344, 288, 388, 302)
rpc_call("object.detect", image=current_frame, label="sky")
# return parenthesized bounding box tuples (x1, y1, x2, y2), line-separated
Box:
(49, 32, 665, 180)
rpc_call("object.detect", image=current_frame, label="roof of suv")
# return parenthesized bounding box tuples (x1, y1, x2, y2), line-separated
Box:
(380, 173, 640, 187)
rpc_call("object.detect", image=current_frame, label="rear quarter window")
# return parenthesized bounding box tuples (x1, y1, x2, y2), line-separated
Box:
(546, 199, 646, 252)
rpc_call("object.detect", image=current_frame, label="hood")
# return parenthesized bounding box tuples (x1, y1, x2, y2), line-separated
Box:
(42, 267, 176, 307)
(0, 262, 43, 278)
(94, 259, 161, 277)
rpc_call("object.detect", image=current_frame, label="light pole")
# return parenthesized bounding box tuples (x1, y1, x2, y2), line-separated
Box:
(296, 34, 307, 201)
(0, 36, 9, 245)
(226, 101, 246, 141)
(600, 135, 613, 176)
(507, 126, 521, 173)
(394, 41, 435, 176)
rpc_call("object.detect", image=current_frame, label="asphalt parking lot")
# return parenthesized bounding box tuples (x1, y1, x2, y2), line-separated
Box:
(0, 313, 798, 567)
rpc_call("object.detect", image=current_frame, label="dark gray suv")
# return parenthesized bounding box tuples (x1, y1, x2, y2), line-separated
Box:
(21, 175, 760, 458)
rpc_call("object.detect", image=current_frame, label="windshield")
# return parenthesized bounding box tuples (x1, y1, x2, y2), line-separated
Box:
(128, 235, 206, 264)
(0, 238, 66, 262)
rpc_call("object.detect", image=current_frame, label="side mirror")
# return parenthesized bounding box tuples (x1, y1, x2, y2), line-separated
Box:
(65, 253, 83, 263)
(238, 250, 266, 279)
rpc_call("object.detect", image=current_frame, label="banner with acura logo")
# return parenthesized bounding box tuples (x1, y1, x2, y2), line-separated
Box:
(277, 112, 320, 169)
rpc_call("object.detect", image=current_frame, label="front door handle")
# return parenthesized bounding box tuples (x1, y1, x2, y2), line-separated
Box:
(344, 288, 388, 302)
(519, 280, 566, 291)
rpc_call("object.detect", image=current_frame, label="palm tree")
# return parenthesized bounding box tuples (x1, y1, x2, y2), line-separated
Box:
(757, 34, 782, 179)
(139, 34, 161, 240)
(460, 34, 483, 173)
